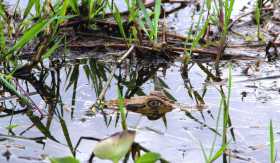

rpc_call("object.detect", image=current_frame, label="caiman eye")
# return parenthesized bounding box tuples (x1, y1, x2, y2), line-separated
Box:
(147, 100, 163, 108)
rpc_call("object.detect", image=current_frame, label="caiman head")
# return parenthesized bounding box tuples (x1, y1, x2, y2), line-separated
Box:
(104, 91, 175, 120)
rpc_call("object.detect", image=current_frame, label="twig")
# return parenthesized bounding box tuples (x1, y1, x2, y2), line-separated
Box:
(68, 43, 217, 56)
(117, 44, 135, 63)
(96, 65, 117, 103)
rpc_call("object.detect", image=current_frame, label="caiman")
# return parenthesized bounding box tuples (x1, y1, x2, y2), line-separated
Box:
(103, 91, 207, 120)
(104, 91, 176, 120)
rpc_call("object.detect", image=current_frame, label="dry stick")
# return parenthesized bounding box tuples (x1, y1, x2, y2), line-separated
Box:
(96, 65, 117, 104)
(69, 43, 260, 61)
(93, 45, 135, 108)
(117, 44, 135, 63)
(228, 43, 266, 48)
(68, 43, 218, 55)
(78, 29, 190, 44)
(170, 46, 218, 55)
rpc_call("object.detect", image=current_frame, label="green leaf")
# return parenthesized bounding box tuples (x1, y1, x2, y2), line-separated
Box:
(112, 3, 127, 39)
(7, 19, 48, 56)
(6, 16, 69, 57)
(0, 20, 5, 50)
(69, 0, 79, 14)
(89, 0, 95, 19)
(0, 3, 5, 18)
(209, 143, 228, 162)
(60, 0, 69, 17)
(117, 86, 127, 130)
(49, 156, 80, 163)
(0, 74, 31, 106)
(42, 38, 62, 59)
(23, 0, 36, 18)
(35, 0, 41, 16)
(136, 152, 161, 163)
(93, 130, 136, 162)
(198, 140, 209, 163)
(138, 0, 152, 30)
(152, 0, 161, 41)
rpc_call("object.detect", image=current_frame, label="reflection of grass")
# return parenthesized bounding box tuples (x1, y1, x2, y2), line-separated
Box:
(199, 63, 232, 162)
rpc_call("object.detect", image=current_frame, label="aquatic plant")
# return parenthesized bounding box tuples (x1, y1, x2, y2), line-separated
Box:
(92, 130, 136, 163)
(255, 0, 262, 40)
(199, 63, 233, 163)
(50, 156, 80, 163)
(269, 120, 276, 163)
(137, 0, 161, 44)
(117, 86, 128, 130)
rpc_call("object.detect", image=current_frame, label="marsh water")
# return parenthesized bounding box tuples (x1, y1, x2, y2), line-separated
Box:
(1, 0, 280, 163)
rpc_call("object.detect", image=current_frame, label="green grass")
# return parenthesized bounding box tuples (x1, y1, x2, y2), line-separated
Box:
(269, 120, 276, 163)
(117, 86, 127, 130)
(255, 0, 261, 40)
(199, 63, 233, 163)
(137, 0, 161, 44)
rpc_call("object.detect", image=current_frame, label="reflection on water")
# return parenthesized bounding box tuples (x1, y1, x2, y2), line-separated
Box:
(1, 0, 280, 163)
(1, 51, 280, 162)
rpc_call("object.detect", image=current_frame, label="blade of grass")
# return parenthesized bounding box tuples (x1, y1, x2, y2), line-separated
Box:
(112, 3, 127, 40)
(5, 16, 70, 58)
(209, 143, 228, 162)
(269, 120, 275, 163)
(0, 74, 32, 107)
(117, 86, 127, 130)
(138, 0, 152, 29)
(0, 19, 5, 50)
(42, 37, 62, 59)
(69, 0, 79, 14)
(152, 0, 161, 42)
